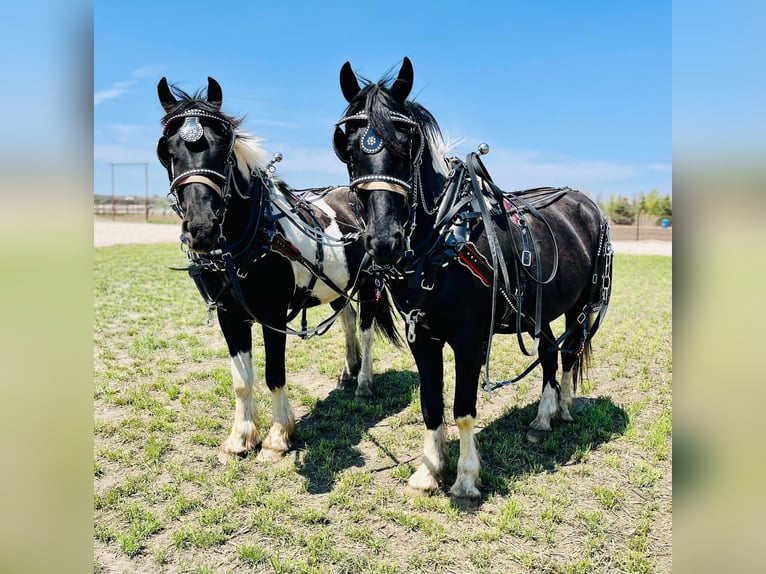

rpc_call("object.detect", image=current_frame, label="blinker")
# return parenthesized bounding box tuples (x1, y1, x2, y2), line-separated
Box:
(360, 126, 383, 154)
(179, 116, 204, 142)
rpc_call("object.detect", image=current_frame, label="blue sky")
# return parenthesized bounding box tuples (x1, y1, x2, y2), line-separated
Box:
(94, 1, 671, 202)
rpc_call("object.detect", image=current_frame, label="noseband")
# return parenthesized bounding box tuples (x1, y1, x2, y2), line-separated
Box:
(158, 108, 237, 219)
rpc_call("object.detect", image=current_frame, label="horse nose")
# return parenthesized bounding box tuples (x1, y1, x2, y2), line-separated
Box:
(182, 218, 219, 251)
(365, 231, 403, 265)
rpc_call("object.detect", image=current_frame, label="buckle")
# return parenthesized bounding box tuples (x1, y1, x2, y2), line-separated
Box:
(521, 250, 531, 267)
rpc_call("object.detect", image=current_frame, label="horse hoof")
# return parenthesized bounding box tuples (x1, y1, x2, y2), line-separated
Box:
(407, 466, 440, 494)
(449, 475, 481, 502)
(337, 372, 357, 389)
(525, 428, 549, 444)
(354, 388, 373, 401)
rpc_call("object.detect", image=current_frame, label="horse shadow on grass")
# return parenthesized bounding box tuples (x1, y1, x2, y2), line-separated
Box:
(442, 395, 629, 507)
(292, 369, 417, 494)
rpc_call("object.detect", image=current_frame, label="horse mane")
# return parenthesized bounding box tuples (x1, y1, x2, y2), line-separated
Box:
(160, 83, 269, 178)
(344, 76, 452, 178)
(233, 135, 269, 178)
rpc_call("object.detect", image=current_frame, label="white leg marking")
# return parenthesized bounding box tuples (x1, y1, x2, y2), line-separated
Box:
(530, 382, 559, 431)
(338, 305, 361, 385)
(449, 416, 481, 499)
(559, 369, 575, 422)
(408, 424, 447, 492)
(259, 386, 295, 460)
(356, 325, 375, 398)
(221, 351, 259, 455)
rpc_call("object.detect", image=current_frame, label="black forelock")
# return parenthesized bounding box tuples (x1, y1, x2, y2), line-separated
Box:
(160, 83, 245, 128)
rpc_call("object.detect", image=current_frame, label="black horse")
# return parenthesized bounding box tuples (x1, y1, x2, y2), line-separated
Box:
(156, 77, 399, 461)
(333, 58, 613, 499)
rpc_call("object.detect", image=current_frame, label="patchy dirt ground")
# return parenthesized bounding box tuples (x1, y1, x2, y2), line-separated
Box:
(94, 219, 672, 573)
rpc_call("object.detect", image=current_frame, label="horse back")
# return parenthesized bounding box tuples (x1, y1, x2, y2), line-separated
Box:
(497, 190, 605, 320)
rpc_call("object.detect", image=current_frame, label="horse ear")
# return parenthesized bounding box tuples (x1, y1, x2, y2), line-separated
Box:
(340, 62, 361, 103)
(207, 77, 222, 110)
(389, 57, 413, 103)
(158, 77, 178, 112)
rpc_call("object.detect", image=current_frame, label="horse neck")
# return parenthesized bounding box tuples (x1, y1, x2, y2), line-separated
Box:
(410, 154, 447, 248)
(220, 167, 262, 241)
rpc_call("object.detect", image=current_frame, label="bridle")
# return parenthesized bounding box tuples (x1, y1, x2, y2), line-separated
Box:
(334, 111, 424, 196)
(334, 110, 433, 241)
(156, 108, 238, 220)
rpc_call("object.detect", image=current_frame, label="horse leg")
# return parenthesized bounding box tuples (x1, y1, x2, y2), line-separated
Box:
(217, 312, 259, 459)
(337, 302, 362, 387)
(449, 335, 483, 500)
(355, 298, 377, 399)
(258, 323, 296, 461)
(529, 323, 560, 433)
(408, 334, 448, 493)
(559, 309, 587, 422)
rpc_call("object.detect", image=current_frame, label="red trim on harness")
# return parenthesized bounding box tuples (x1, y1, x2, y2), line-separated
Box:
(271, 233, 302, 260)
(457, 242, 493, 287)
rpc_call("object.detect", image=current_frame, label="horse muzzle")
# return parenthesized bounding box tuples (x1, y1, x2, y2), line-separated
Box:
(364, 230, 404, 266)
(182, 218, 220, 253)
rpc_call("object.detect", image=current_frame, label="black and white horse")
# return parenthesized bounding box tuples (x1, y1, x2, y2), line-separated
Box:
(156, 77, 399, 461)
(333, 58, 613, 499)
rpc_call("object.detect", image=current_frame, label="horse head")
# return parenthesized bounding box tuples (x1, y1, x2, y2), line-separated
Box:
(333, 57, 424, 266)
(156, 77, 238, 252)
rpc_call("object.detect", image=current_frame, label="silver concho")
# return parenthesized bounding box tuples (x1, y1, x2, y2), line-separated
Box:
(360, 126, 383, 154)
(179, 116, 204, 142)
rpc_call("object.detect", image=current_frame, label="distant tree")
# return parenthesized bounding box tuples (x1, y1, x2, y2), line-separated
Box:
(657, 194, 672, 225)
(604, 195, 636, 225)
(641, 190, 661, 216)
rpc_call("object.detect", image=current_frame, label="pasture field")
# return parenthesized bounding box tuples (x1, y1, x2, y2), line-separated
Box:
(94, 244, 671, 573)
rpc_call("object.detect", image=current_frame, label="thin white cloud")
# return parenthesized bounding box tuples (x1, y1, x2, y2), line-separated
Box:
(458, 147, 635, 188)
(94, 66, 160, 106)
(246, 141, 670, 197)
(443, 144, 670, 196)
(94, 81, 135, 105)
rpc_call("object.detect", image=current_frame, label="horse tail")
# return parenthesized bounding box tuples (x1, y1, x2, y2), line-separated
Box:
(374, 288, 403, 347)
(574, 209, 612, 393)
(574, 338, 592, 394)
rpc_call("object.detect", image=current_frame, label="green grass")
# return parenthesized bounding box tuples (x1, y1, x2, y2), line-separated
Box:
(94, 245, 672, 573)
